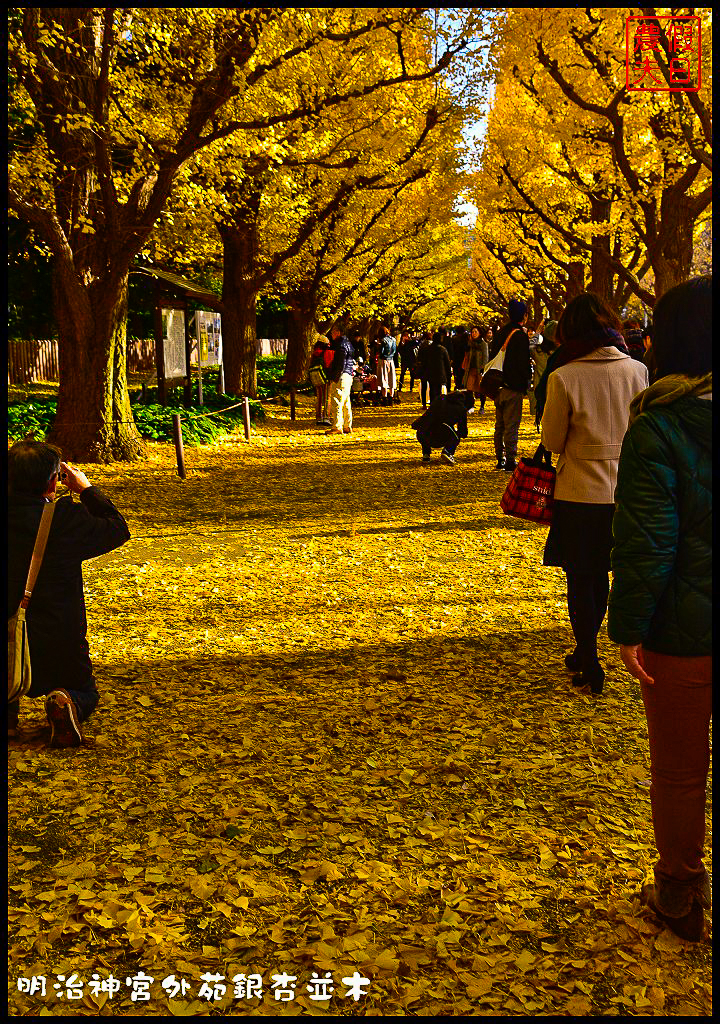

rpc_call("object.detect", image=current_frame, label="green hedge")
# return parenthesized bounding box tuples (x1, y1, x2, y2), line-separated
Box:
(7, 396, 265, 445)
(6, 358, 289, 445)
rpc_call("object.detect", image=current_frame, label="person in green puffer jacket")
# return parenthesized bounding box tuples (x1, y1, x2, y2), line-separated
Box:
(608, 275, 712, 943)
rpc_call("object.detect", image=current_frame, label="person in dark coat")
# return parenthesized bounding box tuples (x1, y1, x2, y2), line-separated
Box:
(350, 331, 367, 364)
(609, 276, 712, 942)
(493, 299, 532, 471)
(425, 336, 453, 403)
(490, 303, 527, 360)
(623, 318, 646, 362)
(8, 441, 130, 746)
(412, 390, 475, 466)
(414, 332, 433, 408)
(398, 331, 415, 393)
(451, 325, 470, 391)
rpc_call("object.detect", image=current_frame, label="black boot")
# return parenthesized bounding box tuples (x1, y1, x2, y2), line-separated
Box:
(572, 666, 605, 695)
(564, 649, 582, 672)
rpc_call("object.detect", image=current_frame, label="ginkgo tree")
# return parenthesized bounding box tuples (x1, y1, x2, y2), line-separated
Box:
(268, 96, 471, 382)
(143, 11, 490, 394)
(8, 7, 474, 459)
(472, 7, 712, 310)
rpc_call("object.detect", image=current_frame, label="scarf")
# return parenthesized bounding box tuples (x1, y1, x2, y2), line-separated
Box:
(629, 372, 713, 425)
(554, 327, 628, 368)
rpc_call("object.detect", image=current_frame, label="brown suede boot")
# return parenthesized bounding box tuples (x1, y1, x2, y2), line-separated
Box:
(641, 880, 709, 942)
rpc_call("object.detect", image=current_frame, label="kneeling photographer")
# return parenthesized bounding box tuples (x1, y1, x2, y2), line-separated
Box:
(8, 441, 130, 747)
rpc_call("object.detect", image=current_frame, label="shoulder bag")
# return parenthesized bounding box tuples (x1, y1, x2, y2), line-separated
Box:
(479, 329, 519, 400)
(8, 501, 56, 702)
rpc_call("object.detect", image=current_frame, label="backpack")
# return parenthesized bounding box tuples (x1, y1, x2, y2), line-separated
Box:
(8, 501, 56, 703)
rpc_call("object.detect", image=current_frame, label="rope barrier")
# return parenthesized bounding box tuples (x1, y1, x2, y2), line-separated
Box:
(30, 401, 252, 428)
(178, 400, 248, 422)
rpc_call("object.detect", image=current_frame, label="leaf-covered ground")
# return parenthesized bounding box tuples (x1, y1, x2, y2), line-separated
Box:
(8, 392, 712, 1017)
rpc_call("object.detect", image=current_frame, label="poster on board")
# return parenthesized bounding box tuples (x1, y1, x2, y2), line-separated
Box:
(161, 307, 187, 379)
(196, 311, 223, 367)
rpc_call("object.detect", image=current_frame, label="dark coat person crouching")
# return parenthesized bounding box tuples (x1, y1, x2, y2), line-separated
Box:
(411, 391, 476, 466)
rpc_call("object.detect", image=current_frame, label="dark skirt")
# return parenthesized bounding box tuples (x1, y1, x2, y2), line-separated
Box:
(543, 500, 615, 573)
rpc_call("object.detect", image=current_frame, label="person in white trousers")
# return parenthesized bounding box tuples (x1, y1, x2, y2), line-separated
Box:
(326, 324, 356, 435)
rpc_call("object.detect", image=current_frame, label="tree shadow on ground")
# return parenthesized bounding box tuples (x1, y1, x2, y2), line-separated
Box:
(290, 514, 535, 540)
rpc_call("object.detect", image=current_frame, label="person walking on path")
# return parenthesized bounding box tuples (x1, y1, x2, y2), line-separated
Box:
(350, 331, 367, 364)
(452, 325, 469, 392)
(425, 333, 452, 404)
(623, 318, 646, 362)
(462, 325, 488, 407)
(534, 319, 629, 428)
(398, 331, 416, 395)
(326, 323, 356, 435)
(309, 333, 333, 426)
(376, 325, 398, 405)
(478, 326, 493, 411)
(490, 302, 526, 359)
(608, 276, 712, 942)
(540, 291, 648, 696)
(493, 300, 532, 471)
(415, 331, 432, 408)
(8, 442, 130, 746)
(412, 390, 476, 466)
(528, 320, 559, 423)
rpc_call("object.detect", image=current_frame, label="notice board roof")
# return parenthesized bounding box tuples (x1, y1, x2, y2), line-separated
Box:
(131, 264, 218, 304)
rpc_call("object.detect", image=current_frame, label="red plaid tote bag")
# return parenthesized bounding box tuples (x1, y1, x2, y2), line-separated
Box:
(500, 445, 556, 525)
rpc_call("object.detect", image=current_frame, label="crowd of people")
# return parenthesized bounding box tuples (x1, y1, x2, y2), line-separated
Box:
(7, 277, 711, 943)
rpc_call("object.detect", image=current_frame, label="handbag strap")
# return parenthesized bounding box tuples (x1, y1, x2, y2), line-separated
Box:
(20, 501, 57, 610)
(502, 328, 522, 352)
(531, 444, 553, 468)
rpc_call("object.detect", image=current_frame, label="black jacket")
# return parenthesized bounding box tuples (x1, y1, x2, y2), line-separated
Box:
(412, 393, 470, 441)
(8, 487, 130, 691)
(501, 327, 532, 394)
(424, 342, 452, 386)
(490, 321, 522, 359)
(452, 331, 469, 369)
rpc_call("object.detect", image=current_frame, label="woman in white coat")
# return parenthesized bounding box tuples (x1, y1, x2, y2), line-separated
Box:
(541, 292, 648, 695)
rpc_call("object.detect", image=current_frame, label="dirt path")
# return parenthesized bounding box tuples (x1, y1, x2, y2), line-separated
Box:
(9, 391, 712, 1016)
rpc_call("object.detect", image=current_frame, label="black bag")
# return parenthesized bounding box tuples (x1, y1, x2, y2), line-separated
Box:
(479, 368, 504, 399)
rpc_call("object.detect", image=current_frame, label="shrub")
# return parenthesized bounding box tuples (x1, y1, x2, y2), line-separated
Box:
(7, 395, 265, 446)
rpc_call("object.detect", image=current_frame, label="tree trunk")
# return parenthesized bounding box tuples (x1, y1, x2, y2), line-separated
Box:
(566, 260, 585, 303)
(218, 216, 260, 398)
(652, 193, 695, 299)
(283, 294, 318, 386)
(48, 265, 145, 462)
(590, 197, 614, 302)
(221, 287, 258, 398)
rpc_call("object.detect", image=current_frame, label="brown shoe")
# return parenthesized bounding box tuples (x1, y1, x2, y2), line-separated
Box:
(641, 883, 706, 942)
(343, 427, 353, 434)
(46, 690, 84, 748)
(324, 428, 343, 435)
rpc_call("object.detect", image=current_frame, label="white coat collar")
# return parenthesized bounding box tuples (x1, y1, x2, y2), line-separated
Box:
(573, 346, 630, 362)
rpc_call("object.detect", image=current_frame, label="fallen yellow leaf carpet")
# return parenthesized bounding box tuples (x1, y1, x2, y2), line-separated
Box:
(8, 393, 712, 1016)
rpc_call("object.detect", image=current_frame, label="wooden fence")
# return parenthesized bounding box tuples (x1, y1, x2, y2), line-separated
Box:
(8, 338, 156, 386)
(8, 337, 288, 386)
